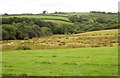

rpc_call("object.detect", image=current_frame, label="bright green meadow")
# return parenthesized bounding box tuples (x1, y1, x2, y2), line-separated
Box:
(2, 46, 118, 76)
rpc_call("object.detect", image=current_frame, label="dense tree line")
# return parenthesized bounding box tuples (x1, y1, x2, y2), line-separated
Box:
(2, 18, 54, 40)
(2, 15, 118, 40)
(68, 15, 117, 24)
(90, 11, 118, 14)
(68, 15, 118, 31)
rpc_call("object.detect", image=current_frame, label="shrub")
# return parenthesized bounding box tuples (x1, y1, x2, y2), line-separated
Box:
(68, 15, 79, 22)
(16, 45, 31, 50)
(61, 42, 66, 45)
(24, 37, 29, 40)
(96, 17, 107, 24)
(52, 55, 57, 57)
(66, 37, 69, 39)
(58, 42, 66, 46)
(59, 43, 62, 46)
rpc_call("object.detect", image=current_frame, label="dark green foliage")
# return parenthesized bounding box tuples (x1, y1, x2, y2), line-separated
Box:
(2, 18, 55, 40)
(69, 15, 89, 23)
(96, 17, 107, 24)
(54, 11, 58, 14)
(40, 27, 53, 36)
(78, 16, 84, 23)
(16, 31, 27, 40)
(90, 11, 106, 14)
(16, 45, 31, 50)
(42, 10, 47, 14)
(4, 13, 9, 16)
(16, 31, 29, 40)
(2, 24, 16, 40)
(68, 14, 118, 33)
(2, 29, 9, 40)
(2, 13, 118, 40)
(90, 11, 117, 14)
(68, 15, 78, 22)
(0, 27, 2, 40)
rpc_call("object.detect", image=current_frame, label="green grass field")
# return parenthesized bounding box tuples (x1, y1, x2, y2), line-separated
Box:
(3, 14, 69, 21)
(2, 46, 118, 76)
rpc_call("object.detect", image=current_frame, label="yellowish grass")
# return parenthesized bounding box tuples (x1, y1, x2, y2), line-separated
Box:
(2, 29, 119, 51)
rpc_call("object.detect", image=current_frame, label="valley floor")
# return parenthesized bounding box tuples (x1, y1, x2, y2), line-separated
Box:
(2, 46, 118, 76)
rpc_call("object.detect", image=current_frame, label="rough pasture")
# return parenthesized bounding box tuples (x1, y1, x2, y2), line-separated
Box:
(2, 29, 118, 51)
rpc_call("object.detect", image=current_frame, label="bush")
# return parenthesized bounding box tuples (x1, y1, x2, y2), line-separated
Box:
(68, 15, 78, 22)
(96, 17, 107, 24)
(16, 45, 31, 50)
(59, 42, 66, 46)
(24, 37, 29, 40)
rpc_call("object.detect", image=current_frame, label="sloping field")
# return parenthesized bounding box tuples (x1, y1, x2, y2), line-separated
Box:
(3, 12, 117, 24)
(2, 29, 118, 51)
(3, 14, 69, 22)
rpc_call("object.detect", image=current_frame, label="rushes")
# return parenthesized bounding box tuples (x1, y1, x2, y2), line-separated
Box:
(2, 29, 118, 51)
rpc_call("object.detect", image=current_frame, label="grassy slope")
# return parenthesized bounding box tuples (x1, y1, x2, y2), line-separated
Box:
(2, 29, 118, 51)
(2, 46, 118, 76)
(3, 14, 69, 21)
(3, 12, 118, 24)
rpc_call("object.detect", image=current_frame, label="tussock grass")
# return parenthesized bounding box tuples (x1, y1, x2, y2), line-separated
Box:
(2, 29, 118, 51)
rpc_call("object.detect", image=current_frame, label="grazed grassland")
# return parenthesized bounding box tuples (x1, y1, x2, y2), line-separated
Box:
(2, 47, 118, 76)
